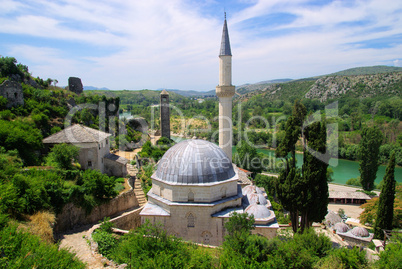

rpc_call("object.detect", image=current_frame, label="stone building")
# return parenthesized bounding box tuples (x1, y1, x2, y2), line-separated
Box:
(43, 124, 127, 177)
(0, 80, 24, 107)
(160, 89, 170, 139)
(140, 140, 278, 246)
(68, 77, 83, 95)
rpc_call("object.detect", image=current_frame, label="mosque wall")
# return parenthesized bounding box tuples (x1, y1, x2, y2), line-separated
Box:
(152, 179, 238, 203)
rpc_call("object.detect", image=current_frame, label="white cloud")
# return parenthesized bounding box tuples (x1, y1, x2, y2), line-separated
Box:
(0, 0, 401, 90)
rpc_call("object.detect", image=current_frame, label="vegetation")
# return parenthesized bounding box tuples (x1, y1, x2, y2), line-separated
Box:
(359, 126, 383, 191)
(360, 184, 402, 228)
(0, 213, 85, 268)
(45, 143, 79, 170)
(374, 152, 396, 239)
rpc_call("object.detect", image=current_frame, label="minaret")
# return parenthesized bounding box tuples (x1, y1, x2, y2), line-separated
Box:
(216, 13, 235, 161)
(160, 89, 170, 139)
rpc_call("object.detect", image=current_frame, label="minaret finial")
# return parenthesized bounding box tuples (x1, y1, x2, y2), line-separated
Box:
(224, 11, 226, 20)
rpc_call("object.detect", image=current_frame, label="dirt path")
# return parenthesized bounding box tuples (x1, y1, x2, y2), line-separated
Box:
(58, 225, 105, 269)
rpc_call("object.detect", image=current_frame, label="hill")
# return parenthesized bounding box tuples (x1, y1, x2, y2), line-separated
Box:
(236, 79, 292, 95)
(328, 65, 402, 76)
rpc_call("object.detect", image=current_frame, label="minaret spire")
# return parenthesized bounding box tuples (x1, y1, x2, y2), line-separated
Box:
(216, 13, 235, 161)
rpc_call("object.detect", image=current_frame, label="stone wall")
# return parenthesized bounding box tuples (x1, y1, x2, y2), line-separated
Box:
(104, 158, 127, 177)
(0, 80, 24, 107)
(68, 77, 83, 95)
(110, 206, 143, 230)
(54, 188, 139, 233)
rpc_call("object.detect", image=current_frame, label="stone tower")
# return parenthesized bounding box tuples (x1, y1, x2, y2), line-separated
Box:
(160, 89, 170, 139)
(216, 13, 235, 161)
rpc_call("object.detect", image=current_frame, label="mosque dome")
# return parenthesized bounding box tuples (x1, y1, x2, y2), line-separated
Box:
(243, 192, 268, 207)
(154, 139, 236, 185)
(245, 203, 271, 220)
(242, 185, 264, 196)
(351, 227, 369, 237)
(334, 222, 350, 233)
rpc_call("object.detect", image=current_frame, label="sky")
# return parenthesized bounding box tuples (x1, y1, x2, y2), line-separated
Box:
(1, 0, 401, 91)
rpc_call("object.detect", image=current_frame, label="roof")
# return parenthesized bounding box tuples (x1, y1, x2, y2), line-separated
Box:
(161, 89, 169, 95)
(43, 124, 111, 144)
(235, 166, 252, 185)
(237, 167, 252, 174)
(329, 191, 371, 200)
(219, 15, 232, 56)
(104, 153, 129, 165)
(245, 203, 271, 220)
(153, 139, 236, 185)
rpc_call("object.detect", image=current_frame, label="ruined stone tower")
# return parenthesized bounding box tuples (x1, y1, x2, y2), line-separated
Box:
(216, 13, 235, 161)
(160, 89, 170, 139)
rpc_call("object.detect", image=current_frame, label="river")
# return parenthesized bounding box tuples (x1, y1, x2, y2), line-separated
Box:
(171, 136, 402, 185)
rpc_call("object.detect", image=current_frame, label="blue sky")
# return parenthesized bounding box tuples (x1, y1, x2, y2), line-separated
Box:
(1, 0, 401, 91)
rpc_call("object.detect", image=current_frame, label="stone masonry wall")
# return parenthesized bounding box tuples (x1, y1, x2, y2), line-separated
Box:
(0, 80, 24, 107)
(54, 188, 139, 233)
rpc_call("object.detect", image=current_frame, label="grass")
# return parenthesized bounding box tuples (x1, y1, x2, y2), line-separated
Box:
(19, 211, 56, 243)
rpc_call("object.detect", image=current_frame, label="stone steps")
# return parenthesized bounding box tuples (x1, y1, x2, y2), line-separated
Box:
(126, 164, 147, 207)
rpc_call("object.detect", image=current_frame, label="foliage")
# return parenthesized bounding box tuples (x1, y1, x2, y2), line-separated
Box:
(92, 218, 117, 257)
(233, 140, 263, 174)
(80, 169, 118, 200)
(346, 177, 362, 187)
(374, 152, 396, 239)
(109, 220, 214, 268)
(138, 140, 171, 163)
(0, 119, 43, 165)
(359, 126, 383, 191)
(299, 120, 329, 231)
(375, 234, 402, 269)
(45, 143, 79, 170)
(0, 218, 85, 269)
(137, 164, 155, 197)
(360, 184, 402, 228)
(314, 247, 368, 269)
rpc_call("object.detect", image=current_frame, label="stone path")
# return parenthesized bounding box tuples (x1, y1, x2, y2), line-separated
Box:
(58, 225, 106, 269)
(59, 164, 146, 268)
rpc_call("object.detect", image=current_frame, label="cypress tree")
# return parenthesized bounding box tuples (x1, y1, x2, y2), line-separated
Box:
(359, 126, 383, 191)
(374, 152, 396, 239)
(275, 101, 306, 233)
(299, 120, 329, 232)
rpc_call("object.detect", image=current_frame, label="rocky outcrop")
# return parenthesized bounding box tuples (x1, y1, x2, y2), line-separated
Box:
(305, 72, 402, 102)
(68, 77, 83, 94)
(0, 80, 24, 107)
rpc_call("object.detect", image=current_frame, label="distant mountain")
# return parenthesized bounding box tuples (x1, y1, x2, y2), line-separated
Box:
(236, 79, 292, 95)
(327, 65, 402, 76)
(161, 89, 216, 97)
(84, 86, 111, 91)
(238, 69, 402, 103)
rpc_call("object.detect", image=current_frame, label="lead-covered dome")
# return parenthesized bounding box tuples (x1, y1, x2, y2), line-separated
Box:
(154, 139, 236, 184)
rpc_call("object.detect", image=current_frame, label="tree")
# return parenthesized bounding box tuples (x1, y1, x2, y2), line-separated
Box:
(374, 152, 396, 239)
(359, 126, 383, 191)
(233, 139, 263, 174)
(299, 120, 329, 232)
(275, 100, 306, 233)
(46, 143, 79, 170)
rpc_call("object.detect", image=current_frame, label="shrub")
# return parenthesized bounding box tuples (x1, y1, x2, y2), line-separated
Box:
(0, 222, 85, 268)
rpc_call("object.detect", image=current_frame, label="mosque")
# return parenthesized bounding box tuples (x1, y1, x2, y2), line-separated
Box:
(140, 15, 278, 246)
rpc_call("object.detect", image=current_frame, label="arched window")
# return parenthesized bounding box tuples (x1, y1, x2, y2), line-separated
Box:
(187, 213, 195, 228)
(188, 190, 194, 202)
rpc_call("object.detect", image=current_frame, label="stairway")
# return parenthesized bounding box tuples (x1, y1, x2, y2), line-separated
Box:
(126, 164, 147, 207)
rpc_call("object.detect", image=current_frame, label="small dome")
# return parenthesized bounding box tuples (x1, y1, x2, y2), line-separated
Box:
(242, 185, 263, 196)
(245, 203, 271, 220)
(351, 227, 369, 237)
(243, 192, 268, 207)
(334, 222, 349, 233)
(154, 140, 235, 184)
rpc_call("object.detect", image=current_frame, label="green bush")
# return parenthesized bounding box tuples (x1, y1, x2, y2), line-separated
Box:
(0, 222, 85, 269)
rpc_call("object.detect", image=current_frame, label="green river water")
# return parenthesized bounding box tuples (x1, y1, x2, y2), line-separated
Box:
(171, 136, 401, 185)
